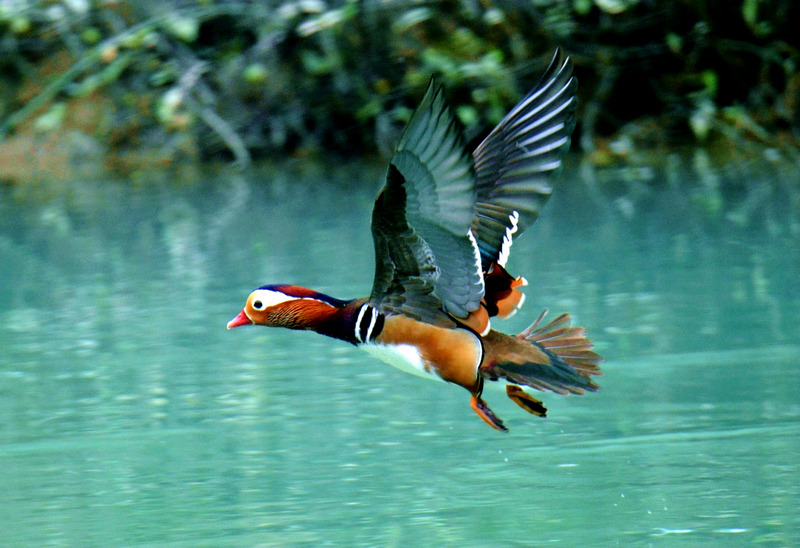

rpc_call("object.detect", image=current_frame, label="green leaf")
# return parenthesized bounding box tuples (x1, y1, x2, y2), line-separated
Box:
(701, 70, 718, 97)
(34, 103, 67, 131)
(665, 32, 682, 54)
(573, 0, 592, 15)
(393, 7, 431, 33)
(742, 0, 759, 27)
(82, 27, 102, 45)
(455, 105, 478, 127)
(164, 13, 199, 43)
(243, 63, 269, 85)
(300, 50, 335, 74)
(355, 98, 382, 122)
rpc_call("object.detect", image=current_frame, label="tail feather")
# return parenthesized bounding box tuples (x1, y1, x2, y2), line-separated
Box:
(507, 374, 577, 395)
(486, 311, 602, 398)
(493, 356, 597, 395)
(480, 308, 603, 420)
(520, 310, 603, 376)
(482, 310, 603, 397)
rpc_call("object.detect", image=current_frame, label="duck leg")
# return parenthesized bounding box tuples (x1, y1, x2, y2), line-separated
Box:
(469, 378, 508, 432)
(506, 384, 547, 417)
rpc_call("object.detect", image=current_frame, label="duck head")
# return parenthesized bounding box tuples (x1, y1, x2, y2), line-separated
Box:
(227, 284, 349, 330)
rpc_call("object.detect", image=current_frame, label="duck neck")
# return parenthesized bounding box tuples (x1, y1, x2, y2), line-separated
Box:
(309, 301, 385, 346)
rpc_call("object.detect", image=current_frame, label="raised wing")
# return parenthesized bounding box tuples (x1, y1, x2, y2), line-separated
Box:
(370, 79, 484, 323)
(472, 49, 578, 270)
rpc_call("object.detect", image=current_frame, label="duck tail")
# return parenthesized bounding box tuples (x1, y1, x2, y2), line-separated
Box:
(518, 310, 604, 382)
(483, 310, 603, 415)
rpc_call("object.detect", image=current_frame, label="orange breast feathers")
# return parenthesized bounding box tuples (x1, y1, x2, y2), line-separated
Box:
(374, 315, 484, 391)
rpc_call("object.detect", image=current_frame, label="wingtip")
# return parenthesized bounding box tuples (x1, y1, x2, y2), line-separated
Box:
(551, 46, 572, 73)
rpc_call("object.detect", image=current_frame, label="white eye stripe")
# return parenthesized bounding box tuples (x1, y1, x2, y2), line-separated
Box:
(250, 289, 297, 310)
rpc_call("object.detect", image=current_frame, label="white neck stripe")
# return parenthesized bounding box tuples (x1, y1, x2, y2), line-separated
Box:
(365, 307, 378, 341)
(354, 304, 368, 343)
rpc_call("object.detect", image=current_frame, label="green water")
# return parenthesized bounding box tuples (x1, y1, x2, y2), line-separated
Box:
(1, 159, 798, 547)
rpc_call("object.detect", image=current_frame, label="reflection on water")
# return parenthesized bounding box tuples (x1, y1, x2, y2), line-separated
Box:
(0, 158, 798, 547)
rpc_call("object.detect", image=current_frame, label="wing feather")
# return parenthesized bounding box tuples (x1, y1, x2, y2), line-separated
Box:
(369, 50, 579, 320)
(370, 79, 484, 321)
(472, 49, 578, 270)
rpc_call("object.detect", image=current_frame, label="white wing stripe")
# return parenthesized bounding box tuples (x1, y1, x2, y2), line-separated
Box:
(497, 211, 520, 267)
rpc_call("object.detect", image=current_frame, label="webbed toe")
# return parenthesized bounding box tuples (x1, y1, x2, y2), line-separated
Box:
(470, 395, 508, 432)
(506, 384, 547, 417)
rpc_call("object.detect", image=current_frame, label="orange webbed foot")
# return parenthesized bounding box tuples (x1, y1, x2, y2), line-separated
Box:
(506, 385, 548, 417)
(470, 395, 508, 433)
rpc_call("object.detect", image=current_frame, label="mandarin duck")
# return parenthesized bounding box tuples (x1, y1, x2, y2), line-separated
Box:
(228, 49, 603, 432)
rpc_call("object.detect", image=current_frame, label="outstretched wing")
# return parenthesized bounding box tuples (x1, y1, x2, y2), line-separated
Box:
(370, 79, 484, 324)
(472, 49, 578, 270)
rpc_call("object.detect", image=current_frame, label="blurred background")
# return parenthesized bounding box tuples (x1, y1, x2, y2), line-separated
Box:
(1, 0, 798, 174)
(1, 1, 798, 547)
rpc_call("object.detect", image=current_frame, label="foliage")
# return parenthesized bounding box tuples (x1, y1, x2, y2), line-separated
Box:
(0, 0, 797, 174)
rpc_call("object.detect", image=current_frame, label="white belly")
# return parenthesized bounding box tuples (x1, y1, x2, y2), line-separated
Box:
(360, 343, 444, 382)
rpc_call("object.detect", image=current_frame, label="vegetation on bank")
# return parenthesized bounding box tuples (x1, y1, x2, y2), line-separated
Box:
(0, 0, 797, 182)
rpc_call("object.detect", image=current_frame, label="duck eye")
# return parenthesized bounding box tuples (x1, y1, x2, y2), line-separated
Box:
(249, 289, 294, 310)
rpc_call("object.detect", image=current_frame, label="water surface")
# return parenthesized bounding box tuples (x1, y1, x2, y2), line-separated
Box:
(1, 158, 798, 547)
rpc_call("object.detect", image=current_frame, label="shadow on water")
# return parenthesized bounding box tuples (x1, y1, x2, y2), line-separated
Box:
(0, 155, 798, 547)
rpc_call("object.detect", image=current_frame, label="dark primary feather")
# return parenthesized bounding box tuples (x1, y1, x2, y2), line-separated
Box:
(472, 49, 578, 270)
(370, 79, 484, 322)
